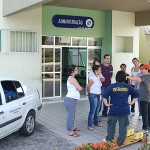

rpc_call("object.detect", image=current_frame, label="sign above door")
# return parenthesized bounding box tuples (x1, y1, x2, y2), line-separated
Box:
(52, 15, 94, 29)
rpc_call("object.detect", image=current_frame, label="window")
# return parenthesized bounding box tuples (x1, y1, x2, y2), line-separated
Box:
(13, 81, 25, 98)
(88, 38, 103, 46)
(10, 30, 38, 52)
(72, 37, 87, 46)
(1, 80, 24, 103)
(42, 36, 54, 45)
(115, 36, 133, 53)
(55, 36, 71, 45)
(1, 81, 18, 103)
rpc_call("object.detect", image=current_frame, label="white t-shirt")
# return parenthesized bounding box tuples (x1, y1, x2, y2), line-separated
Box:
(66, 81, 80, 99)
(89, 74, 102, 95)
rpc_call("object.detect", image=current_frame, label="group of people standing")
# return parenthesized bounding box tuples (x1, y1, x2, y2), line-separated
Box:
(63, 54, 150, 147)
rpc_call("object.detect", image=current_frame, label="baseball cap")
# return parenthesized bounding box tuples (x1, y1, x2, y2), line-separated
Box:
(140, 64, 150, 70)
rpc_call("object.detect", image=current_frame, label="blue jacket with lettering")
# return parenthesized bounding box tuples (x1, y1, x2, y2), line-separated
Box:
(103, 82, 140, 116)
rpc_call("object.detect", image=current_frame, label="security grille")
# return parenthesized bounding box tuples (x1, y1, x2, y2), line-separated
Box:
(10, 30, 38, 52)
(0, 29, 38, 53)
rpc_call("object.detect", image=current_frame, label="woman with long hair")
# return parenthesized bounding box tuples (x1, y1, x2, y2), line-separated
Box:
(130, 58, 141, 117)
(64, 65, 82, 137)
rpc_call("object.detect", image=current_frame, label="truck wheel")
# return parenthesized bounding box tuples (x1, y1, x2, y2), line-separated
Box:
(19, 112, 35, 136)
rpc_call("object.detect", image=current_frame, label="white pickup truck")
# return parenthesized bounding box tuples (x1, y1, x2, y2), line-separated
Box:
(0, 78, 42, 139)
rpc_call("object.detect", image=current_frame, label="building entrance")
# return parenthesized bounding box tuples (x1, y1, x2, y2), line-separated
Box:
(42, 36, 102, 101)
(62, 47, 87, 98)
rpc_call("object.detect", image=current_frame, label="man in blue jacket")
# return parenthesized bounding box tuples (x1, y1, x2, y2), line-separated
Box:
(103, 71, 140, 147)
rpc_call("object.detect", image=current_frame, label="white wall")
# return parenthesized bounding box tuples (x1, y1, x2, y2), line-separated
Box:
(3, 0, 43, 16)
(0, 1, 42, 93)
(112, 11, 139, 81)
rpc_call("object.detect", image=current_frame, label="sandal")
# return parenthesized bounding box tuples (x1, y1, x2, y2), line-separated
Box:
(98, 124, 103, 127)
(73, 128, 80, 131)
(87, 127, 94, 131)
(69, 132, 80, 137)
(95, 124, 103, 127)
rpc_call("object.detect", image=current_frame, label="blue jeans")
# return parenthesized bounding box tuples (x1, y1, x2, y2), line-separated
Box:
(101, 86, 109, 116)
(88, 93, 100, 127)
(64, 97, 77, 131)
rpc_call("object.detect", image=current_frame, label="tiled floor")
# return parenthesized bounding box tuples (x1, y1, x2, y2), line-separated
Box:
(38, 99, 148, 150)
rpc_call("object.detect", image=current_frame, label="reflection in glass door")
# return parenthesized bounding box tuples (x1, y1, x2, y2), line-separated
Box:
(88, 48, 101, 72)
(42, 48, 61, 98)
(62, 47, 87, 98)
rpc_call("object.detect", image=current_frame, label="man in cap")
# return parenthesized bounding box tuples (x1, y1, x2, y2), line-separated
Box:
(127, 64, 150, 133)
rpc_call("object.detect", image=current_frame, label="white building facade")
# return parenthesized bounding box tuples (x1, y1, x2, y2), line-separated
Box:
(1, 0, 142, 101)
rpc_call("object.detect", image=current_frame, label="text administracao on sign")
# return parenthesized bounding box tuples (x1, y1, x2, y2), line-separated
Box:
(52, 15, 94, 29)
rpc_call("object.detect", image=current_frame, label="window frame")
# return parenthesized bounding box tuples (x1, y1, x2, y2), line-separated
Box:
(13, 81, 25, 98)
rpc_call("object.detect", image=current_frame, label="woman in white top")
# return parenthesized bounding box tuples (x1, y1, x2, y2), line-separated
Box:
(64, 65, 82, 137)
(87, 65, 103, 130)
(130, 57, 141, 116)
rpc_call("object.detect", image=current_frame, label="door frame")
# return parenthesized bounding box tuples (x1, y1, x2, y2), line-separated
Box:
(42, 45, 62, 99)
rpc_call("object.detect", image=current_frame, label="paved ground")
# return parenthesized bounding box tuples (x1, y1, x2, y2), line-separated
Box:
(37, 100, 148, 150)
(0, 123, 76, 150)
(0, 99, 149, 150)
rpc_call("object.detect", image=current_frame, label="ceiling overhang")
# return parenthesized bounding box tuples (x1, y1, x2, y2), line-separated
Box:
(3, 0, 150, 26)
(135, 10, 150, 26)
(44, 0, 150, 13)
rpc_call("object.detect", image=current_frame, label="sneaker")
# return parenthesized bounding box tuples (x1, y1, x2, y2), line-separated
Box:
(138, 115, 142, 120)
(87, 127, 94, 131)
(102, 139, 107, 142)
(94, 123, 103, 127)
(129, 112, 135, 117)
(142, 129, 148, 134)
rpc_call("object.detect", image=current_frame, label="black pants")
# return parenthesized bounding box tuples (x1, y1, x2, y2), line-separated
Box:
(140, 101, 150, 130)
(106, 116, 129, 146)
(130, 85, 135, 113)
(101, 86, 109, 116)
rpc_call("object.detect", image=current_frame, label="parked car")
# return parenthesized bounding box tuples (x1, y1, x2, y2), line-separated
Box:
(0, 78, 42, 139)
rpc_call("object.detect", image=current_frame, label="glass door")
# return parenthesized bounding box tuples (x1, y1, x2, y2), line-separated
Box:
(88, 48, 102, 73)
(42, 47, 61, 98)
(62, 47, 87, 98)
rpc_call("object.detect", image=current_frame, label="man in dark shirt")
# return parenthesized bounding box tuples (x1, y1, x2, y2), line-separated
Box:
(120, 63, 130, 84)
(103, 71, 140, 147)
(100, 54, 113, 116)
